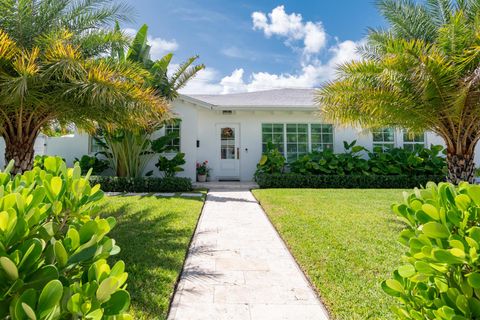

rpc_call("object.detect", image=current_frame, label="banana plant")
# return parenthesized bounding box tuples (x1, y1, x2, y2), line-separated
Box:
(99, 23, 205, 177)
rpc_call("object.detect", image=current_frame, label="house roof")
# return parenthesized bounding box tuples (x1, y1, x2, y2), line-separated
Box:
(185, 88, 317, 110)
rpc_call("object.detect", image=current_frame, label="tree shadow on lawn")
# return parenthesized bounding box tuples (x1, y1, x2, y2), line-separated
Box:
(100, 197, 202, 319)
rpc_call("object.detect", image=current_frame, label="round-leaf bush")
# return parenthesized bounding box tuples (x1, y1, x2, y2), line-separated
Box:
(0, 157, 131, 319)
(383, 181, 480, 319)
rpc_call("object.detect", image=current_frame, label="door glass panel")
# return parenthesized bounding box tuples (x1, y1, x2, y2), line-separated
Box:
(221, 127, 236, 160)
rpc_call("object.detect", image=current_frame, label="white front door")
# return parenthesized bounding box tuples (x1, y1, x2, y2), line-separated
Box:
(217, 124, 240, 180)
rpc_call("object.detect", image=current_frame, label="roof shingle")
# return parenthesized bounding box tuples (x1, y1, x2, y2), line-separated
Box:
(188, 88, 316, 107)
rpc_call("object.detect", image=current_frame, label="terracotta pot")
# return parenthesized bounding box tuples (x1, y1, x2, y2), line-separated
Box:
(197, 174, 207, 182)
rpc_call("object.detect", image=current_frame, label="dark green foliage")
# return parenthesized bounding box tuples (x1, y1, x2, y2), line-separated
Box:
(255, 142, 286, 176)
(0, 157, 131, 319)
(255, 173, 446, 189)
(383, 182, 480, 319)
(260, 140, 446, 177)
(289, 140, 369, 175)
(89, 176, 192, 193)
(155, 153, 186, 178)
(74, 155, 110, 175)
(367, 145, 446, 176)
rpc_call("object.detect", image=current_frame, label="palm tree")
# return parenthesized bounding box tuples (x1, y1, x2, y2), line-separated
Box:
(0, 0, 169, 173)
(317, 0, 480, 184)
(100, 23, 204, 177)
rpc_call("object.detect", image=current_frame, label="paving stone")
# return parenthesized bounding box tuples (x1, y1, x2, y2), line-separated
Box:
(154, 192, 175, 197)
(181, 193, 203, 197)
(249, 304, 329, 320)
(168, 189, 329, 320)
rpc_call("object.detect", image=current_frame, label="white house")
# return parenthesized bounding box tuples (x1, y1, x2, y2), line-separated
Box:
(0, 88, 469, 181)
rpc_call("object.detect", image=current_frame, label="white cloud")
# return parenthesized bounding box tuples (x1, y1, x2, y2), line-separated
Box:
(123, 28, 178, 60)
(180, 67, 223, 94)
(180, 39, 363, 95)
(220, 69, 247, 94)
(252, 5, 326, 55)
(181, 6, 363, 95)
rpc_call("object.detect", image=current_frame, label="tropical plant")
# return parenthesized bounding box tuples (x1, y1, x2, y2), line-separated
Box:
(94, 130, 153, 178)
(290, 140, 369, 175)
(74, 154, 110, 175)
(156, 153, 186, 178)
(317, 0, 480, 184)
(98, 24, 204, 177)
(0, 0, 168, 174)
(383, 182, 480, 319)
(0, 156, 131, 319)
(255, 142, 286, 176)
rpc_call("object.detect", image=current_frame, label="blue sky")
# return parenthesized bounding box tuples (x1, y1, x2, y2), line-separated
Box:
(122, 0, 386, 94)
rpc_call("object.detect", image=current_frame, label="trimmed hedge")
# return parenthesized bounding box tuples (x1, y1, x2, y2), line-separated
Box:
(90, 176, 193, 192)
(255, 173, 446, 189)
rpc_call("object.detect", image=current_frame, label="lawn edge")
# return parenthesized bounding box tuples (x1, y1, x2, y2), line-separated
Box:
(165, 193, 207, 319)
(251, 188, 332, 318)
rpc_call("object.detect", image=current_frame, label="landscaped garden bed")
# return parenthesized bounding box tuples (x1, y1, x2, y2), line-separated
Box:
(100, 194, 204, 319)
(252, 188, 405, 319)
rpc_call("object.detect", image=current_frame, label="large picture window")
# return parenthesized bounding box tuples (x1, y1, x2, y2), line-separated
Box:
(165, 122, 181, 152)
(372, 127, 395, 150)
(261, 123, 334, 162)
(403, 131, 425, 151)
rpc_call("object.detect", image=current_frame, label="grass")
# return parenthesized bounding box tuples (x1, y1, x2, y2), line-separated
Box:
(252, 189, 406, 320)
(100, 194, 204, 319)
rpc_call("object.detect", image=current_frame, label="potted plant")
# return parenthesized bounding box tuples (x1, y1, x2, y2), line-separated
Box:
(196, 161, 210, 182)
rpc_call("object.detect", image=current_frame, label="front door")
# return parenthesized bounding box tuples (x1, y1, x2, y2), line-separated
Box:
(217, 124, 240, 180)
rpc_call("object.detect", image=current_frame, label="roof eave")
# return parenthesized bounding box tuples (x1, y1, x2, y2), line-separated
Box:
(212, 105, 316, 111)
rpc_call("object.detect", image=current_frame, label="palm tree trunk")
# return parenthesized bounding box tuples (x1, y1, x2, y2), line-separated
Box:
(4, 134, 37, 174)
(446, 152, 476, 184)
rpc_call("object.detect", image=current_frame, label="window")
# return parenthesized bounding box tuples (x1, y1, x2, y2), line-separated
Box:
(89, 135, 103, 154)
(262, 124, 285, 153)
(286, 124, 308, 162)
(403, 131, 425, 151)
(311, 124, 333, 152)
(220, 127, 236, 159)
(372, 127, 395, 150)
(261, 123, 334, 162)
(165, 123, 181, 152)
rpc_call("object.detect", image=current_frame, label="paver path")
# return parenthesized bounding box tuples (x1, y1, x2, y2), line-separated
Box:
(168, 188, 329, 320)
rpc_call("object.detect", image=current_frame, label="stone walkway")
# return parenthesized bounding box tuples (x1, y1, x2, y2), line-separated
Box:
(168, 188, 329, 320)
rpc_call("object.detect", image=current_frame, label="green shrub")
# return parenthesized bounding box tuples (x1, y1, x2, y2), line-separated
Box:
(255, 173, 446, 189)
(0, 156, 131, 319)
(288, 141, 446, 176)
(33, 155, 65, 170)
(74, 154, 110, 175)
(383, 182, 480, 319)
(255, 142, 286, 176)
(289, 141, 369, 175)
(89, 176, 192, 193)
(155, 153, 186, 178)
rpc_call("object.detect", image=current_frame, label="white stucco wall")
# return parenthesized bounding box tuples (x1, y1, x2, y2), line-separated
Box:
(0, 97, 478, 181)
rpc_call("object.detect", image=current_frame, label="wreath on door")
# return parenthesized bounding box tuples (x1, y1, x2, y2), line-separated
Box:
(221, 127, 234, 138)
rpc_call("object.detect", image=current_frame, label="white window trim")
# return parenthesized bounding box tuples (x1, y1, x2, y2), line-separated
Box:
(261, 123, 334, 161)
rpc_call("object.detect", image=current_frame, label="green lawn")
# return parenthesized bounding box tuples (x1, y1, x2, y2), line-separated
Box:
(100, 195, 204, 319)
(252, 189, 406, 320)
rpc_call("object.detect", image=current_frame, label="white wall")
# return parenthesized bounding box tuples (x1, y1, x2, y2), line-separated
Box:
(0, 99, 477, 181)
(193, 108, 376, 181)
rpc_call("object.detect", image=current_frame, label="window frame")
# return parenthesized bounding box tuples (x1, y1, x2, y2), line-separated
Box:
(372, 127, 396, 150)
(261, 123, 334, 161)
(402, 131, 426, 151)
(165, 122, 181, 153)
